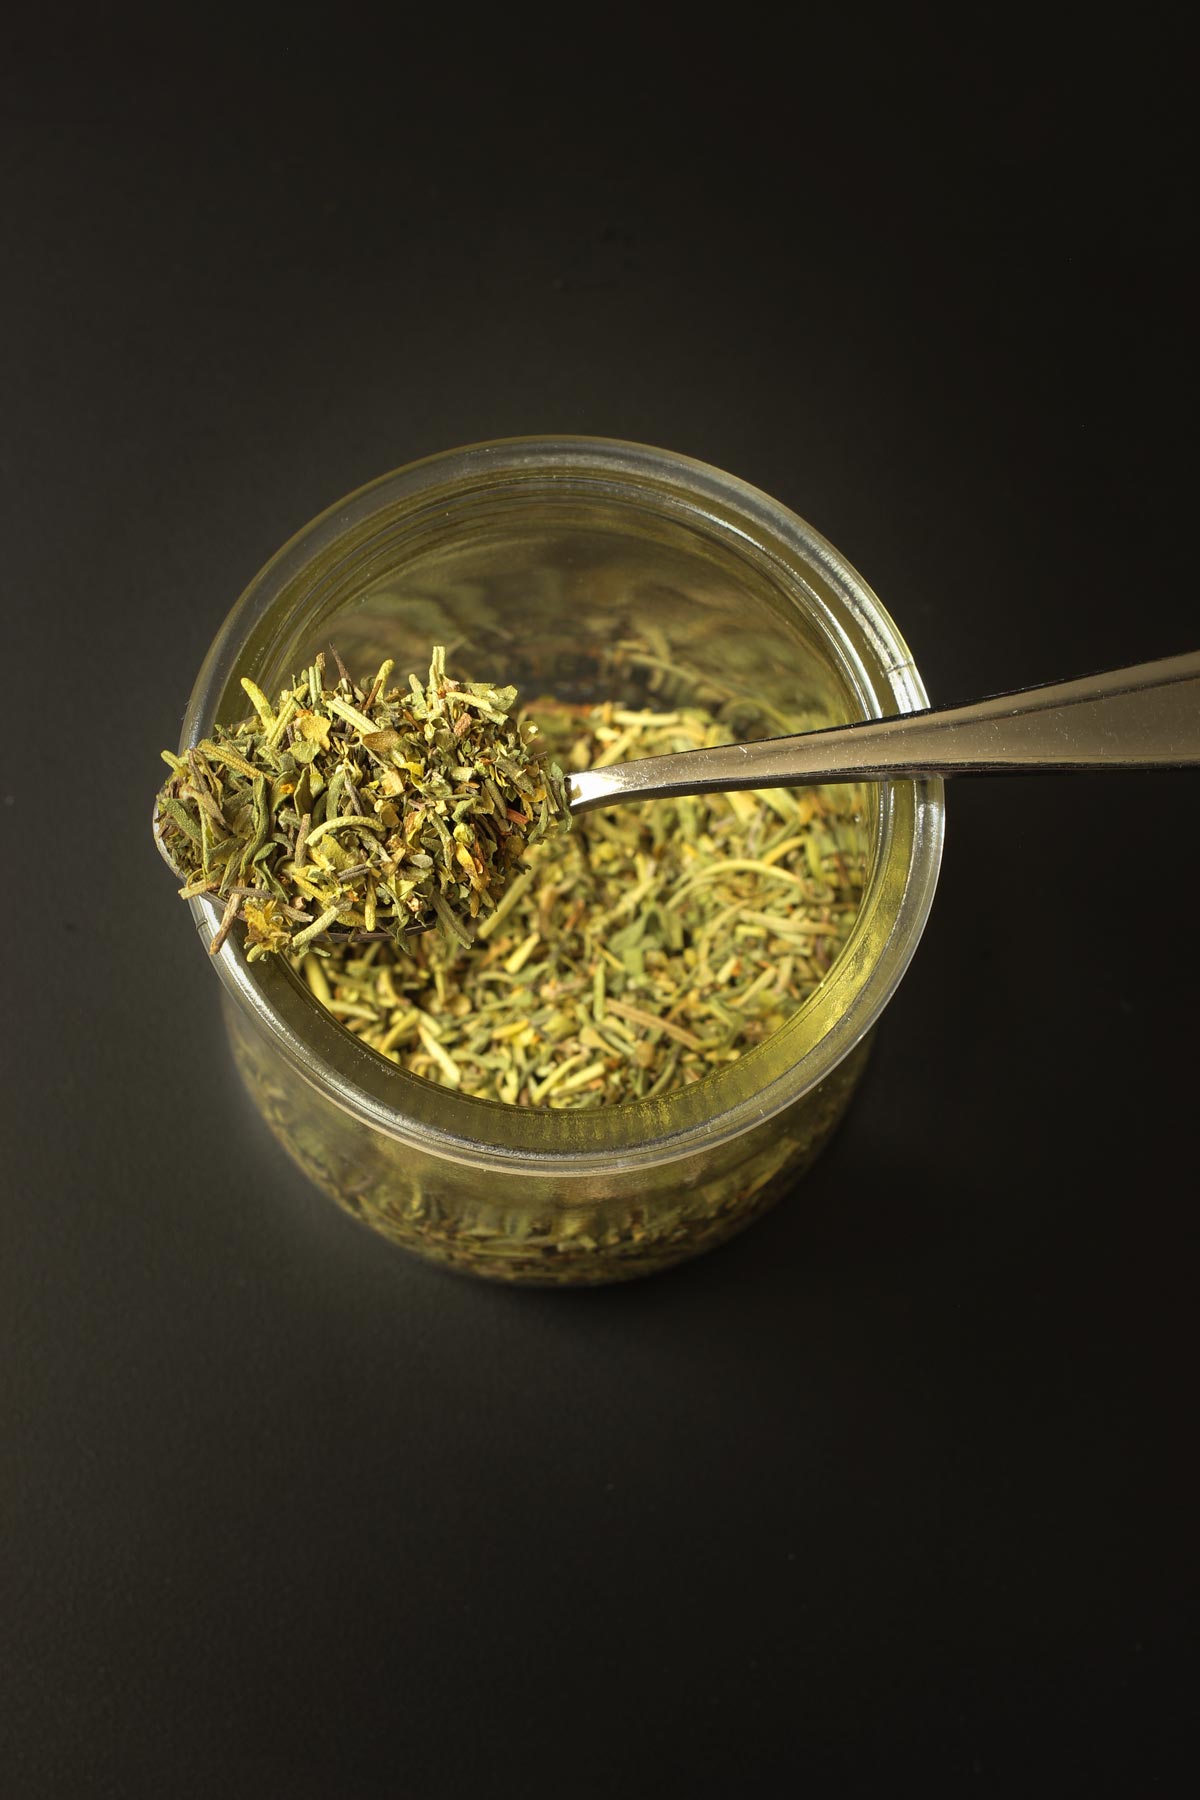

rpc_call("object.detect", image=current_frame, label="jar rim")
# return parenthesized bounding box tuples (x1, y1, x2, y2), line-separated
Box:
(182, 437, 944, 1175)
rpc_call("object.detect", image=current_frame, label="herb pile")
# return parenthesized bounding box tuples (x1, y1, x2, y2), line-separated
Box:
(297, 693, 866, 1108)
(157, 643, 867, 1110)
(155, 647, 570, 960)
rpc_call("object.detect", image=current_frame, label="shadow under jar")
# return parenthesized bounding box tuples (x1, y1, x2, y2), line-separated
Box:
(180, 439, 944, 1284)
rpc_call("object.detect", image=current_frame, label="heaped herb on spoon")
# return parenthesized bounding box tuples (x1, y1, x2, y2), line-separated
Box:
(154, 647, 571, 960)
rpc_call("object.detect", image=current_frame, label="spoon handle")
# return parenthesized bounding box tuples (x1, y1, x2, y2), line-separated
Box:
(569, 651, 1200, 813)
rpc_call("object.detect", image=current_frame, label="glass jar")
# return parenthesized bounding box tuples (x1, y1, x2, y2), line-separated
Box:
(177, 439, 944, 1284)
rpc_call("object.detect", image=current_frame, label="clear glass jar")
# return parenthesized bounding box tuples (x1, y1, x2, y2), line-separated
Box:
(178, 439, 944, 1284)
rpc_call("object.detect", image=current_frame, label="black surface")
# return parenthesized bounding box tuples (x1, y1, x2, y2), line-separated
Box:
(3, 21, 1196, 1798)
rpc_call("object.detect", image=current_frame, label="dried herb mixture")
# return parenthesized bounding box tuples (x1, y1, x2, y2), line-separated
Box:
(157, 642, 867, 1110)
(298, 692, 866, 1107)
(155, 647, 569, 960)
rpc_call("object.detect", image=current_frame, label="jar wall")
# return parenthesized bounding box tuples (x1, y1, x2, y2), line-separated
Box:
(272, 496, 864, 734)
(226, 994, 874, 1284)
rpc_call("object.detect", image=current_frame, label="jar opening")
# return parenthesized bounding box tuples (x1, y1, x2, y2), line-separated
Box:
(183, 438, 943, 1175)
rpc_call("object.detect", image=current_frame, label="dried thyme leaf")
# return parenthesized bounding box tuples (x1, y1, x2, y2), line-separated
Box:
(155, 646, 571, 956)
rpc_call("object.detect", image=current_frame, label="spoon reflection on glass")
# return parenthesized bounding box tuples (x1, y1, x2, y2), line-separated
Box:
(568, 651, 1200, 815)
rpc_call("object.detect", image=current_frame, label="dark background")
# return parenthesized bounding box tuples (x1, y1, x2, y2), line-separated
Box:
(2, 17, 1196, 1797)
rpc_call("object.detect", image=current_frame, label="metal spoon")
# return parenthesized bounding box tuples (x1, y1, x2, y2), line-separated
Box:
(568, 651, 1200, 815)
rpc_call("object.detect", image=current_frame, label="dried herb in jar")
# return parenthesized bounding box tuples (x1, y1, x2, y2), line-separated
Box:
(296, 681, 867, 1108)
